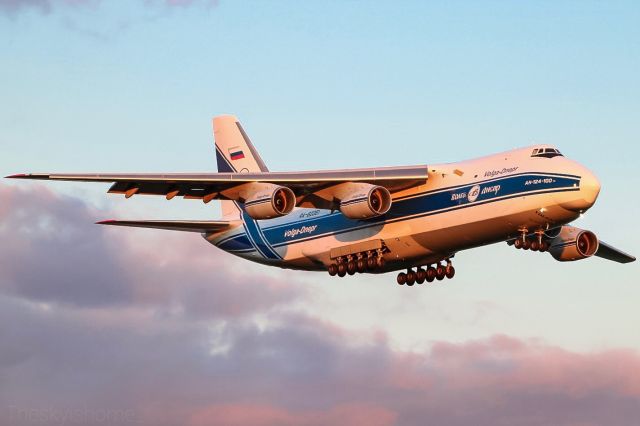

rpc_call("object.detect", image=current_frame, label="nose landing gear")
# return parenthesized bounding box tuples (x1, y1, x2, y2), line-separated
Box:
(510, 229, 549, 253)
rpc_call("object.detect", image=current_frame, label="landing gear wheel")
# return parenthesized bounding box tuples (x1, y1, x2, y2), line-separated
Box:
(522, 239, 531, 250)
(356, 259, 367, 273)
(530, 240, 539, 251)
(416, 268, 427, 284)
(376, 257, 386, 269)
(337, 263, 347, 277)
(347, 261, 357, 275)
(366, 257, 377, 270)
(445, 265, 455, 279)
(436, 264, 446, 281)
(328, 264, 338, 276)
(397, 273, 406, 285)
(539, 241, 549, 252)
(426, 267, 436, 283)
(514, 239, 523, 249)
(406, 271, 416, 286)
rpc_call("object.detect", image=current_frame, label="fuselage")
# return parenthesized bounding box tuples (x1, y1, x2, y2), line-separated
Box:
(205, 145, 601, 272)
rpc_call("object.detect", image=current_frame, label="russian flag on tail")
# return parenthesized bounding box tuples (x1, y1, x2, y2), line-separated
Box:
(229, 146, 245, 161)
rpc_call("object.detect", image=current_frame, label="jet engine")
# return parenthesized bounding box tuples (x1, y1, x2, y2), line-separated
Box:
(243, 184, 296, 220)
(548, 226, 599, 261)
(339, 184, 392, 220)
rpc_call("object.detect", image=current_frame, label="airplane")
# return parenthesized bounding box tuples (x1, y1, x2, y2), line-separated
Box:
(6, 115, 635, 286)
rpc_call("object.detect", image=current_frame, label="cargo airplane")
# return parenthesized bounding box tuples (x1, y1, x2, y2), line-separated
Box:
(7, 116, 635, 286)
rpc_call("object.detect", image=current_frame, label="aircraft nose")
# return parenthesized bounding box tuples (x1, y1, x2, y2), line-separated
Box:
(556, 165, 600, 213)
(580, 169, 601, 208)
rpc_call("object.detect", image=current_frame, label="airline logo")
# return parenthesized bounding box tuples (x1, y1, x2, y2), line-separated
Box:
(467, 185, 481, 202)
(452, 184, 502, 203)
(229, 146, 245, 160)
(284, 225, 318, 239)
(484, 166, 518, 178)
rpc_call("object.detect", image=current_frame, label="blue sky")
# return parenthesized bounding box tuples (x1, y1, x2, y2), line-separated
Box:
(1, 1, 640, 424)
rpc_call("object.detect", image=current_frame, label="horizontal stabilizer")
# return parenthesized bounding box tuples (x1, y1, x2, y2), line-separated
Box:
(97, 219, 237, 234)
(595, 241, 636, 263)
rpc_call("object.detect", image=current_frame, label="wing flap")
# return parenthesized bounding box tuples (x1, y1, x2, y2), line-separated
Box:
(97, 219, 237, 234)
(595, 241, 636, 264)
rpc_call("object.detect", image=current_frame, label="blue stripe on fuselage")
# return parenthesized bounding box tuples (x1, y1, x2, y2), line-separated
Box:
(215, 172, 581, 256)
(242, 211, 282, 260)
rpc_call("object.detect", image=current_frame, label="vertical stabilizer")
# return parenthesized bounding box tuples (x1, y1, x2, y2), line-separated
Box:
(213, 115, 269, 218)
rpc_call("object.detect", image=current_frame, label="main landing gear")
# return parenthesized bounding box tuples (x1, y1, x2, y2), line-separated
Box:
(509, 229, 549, 252)
(396, 259, 455, 286)
(327, 249, 385, 277)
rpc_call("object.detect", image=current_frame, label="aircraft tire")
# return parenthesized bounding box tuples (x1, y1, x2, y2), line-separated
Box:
(406, 271, 416, 286)
(416, 268, 426, 284)
(426, 267, 436, 282)
(539, 241, 549, 252)
(376, 257, 385, 269)
(436, 264, 446, 281)
(530, 240, 540, 251)
(328, 264, 338, 276)
(367, 257, 377, 270)
(445, 265, 455, 279)
(357, 259, 367, 273)
(347, 261, 357, 275)
(337, 263, 347, 277)
(514, 239, 523, 249)
(522, 239, 531, 250)
(397, 273, 406, 285)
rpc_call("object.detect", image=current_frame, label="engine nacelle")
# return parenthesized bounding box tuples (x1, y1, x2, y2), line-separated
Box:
(548, 226, 599, 261)
(243, 184, 296, 220)
(339, 184, 392, 220)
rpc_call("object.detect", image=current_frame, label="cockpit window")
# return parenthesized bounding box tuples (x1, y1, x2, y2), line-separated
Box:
(531, 148, 563, 158)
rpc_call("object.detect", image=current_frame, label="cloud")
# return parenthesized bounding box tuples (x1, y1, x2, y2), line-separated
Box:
(2, 183, 640, 425)
(154, 0, 219, 8)
(0, 0, 96, 15)
(2, 296, 640, 426)
(0, 184, 303, 317)
(188, 403, 397, 426)
(0, 0, 217, 16)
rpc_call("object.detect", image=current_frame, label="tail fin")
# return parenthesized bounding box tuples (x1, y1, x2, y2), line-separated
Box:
(213, 115, 269, 219)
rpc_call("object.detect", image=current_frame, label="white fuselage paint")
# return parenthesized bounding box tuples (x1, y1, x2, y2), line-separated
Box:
(205, 145, 601, 272)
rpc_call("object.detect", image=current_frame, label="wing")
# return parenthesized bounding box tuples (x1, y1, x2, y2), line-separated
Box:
(97, 219, 237, 233)
(6, 166, 428, 208)
(595, 241, 636, 264)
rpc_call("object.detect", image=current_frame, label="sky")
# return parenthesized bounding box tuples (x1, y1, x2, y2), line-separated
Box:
(1, 1, 639, 425)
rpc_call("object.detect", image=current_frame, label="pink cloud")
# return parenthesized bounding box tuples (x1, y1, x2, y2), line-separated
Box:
(188, 403, 397, 426)
(423, 335, 640, 398)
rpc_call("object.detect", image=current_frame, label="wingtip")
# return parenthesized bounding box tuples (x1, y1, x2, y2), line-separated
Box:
(4, 173, 51, 180)
(96, 220, 117, 225)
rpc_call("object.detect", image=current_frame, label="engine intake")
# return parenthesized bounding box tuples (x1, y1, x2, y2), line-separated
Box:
(244, 184, 296, 220)
(339, 184, 392, 220)
(549, 226, 599, 261)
